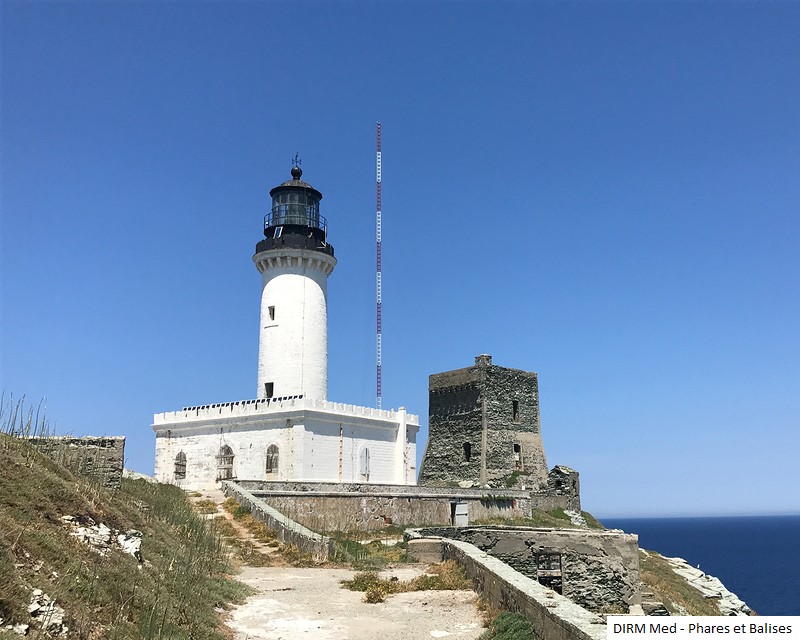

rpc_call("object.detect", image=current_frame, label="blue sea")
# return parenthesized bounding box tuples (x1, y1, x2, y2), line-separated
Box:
(601, 515, 800, 616)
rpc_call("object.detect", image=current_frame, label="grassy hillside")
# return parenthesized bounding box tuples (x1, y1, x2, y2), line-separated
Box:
(0, 434, 250, 639)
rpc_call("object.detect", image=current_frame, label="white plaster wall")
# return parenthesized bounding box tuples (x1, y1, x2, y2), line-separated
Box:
(154, 417, 295, 491)
(153, 401, 420, 489)
(304, 418, 397, 484)
(254, 250, 336, 401)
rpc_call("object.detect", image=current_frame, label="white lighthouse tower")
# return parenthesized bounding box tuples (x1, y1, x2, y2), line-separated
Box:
(254, 163, 336, 401)
(152, 159, 419, 489)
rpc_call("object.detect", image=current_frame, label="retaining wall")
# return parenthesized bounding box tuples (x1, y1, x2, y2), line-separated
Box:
(221, 480, 333, 561)
(412, 526, 640, 613)
(441, 538, 607, 640)
(234, 480, 534, 531)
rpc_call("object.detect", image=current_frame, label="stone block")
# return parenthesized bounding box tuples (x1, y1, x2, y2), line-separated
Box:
(407, 538, 444, 563)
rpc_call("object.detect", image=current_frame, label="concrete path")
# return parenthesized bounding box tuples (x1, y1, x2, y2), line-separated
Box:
(226, 565, 485, 640)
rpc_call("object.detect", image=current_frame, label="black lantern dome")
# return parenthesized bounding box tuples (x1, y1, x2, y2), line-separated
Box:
(255, 165, 334, 257)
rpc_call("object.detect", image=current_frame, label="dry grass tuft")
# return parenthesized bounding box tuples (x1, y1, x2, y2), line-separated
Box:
(193, 498, 220, 515)
(341, 560, 472, 603)
(640, 550, 721, 615)
(0, 420, 251, 639)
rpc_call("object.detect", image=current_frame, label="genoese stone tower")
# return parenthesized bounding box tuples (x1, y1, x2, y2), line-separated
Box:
(419, 355, 550, 489)
(254, 164, 337, 401)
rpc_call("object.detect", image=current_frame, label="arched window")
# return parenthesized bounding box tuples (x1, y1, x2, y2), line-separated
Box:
(216, 444, 235, 481)
(174, 451, 187, 480)
(359, 447, 370, 481)
(266, 445, 279, 475)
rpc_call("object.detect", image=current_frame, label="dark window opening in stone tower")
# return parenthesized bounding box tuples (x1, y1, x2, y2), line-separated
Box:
(265, 382, 274, 398)
(513, 443, 522, 470)
(463, 442, 472, 462)
(268, 306, 275, 321)
(512, 400, 520, 422)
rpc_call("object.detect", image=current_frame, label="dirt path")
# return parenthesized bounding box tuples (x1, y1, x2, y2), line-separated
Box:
(190, 489, 484, 639)
(227, 565, 484, 640)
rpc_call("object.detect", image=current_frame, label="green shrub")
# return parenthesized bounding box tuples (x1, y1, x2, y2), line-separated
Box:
(233, 504, 251, 519)
(363, 586, 387, 603)
(479, 612, 535, 640)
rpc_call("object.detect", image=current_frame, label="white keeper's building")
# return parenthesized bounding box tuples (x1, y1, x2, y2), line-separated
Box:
(152, 165, 419, 490)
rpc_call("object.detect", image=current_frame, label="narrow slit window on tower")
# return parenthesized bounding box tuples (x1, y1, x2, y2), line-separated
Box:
(463, 442, 472, 462)
(512, 400, 520, 422)
(265, 382, 274, 398)
(268, 306, 275, 321)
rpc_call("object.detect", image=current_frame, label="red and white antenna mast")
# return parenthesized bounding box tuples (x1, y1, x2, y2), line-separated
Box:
(375, 122, 383, 410)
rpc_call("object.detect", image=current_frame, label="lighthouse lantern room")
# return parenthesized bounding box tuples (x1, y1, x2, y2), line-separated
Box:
(254, 164, 337, 402)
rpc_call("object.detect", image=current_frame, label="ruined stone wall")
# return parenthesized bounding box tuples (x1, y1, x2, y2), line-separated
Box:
(440, 538, 606, 640)
(30, 436, 125, 489)
(411, 526, 639, 613)
(539, 466, 581, 512)
(418, 355, 548, 489)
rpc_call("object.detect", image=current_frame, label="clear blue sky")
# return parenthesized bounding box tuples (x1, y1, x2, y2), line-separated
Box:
(2, 2, 798, 517)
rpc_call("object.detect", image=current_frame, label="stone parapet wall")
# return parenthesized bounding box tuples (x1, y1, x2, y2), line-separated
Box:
(439, 538, 607, 640)
(29, 436, 125, 489)
(221, 481, 333, 561)
(410, 526, 640, 613)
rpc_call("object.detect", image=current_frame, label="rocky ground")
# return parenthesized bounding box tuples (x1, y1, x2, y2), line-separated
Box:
(189, 490, 485, 640)
(227, 565, 484, 640)
(660, 554, 752, 616)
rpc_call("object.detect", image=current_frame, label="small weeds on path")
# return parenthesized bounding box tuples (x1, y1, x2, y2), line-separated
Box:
(478, 612, 535, 640)
(193, 498, 220, 515)
(341, 560, 472, 603)
(218, 499, 317, 567)
(209, 515, 275, 567)
(476, 596, 502, 628)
